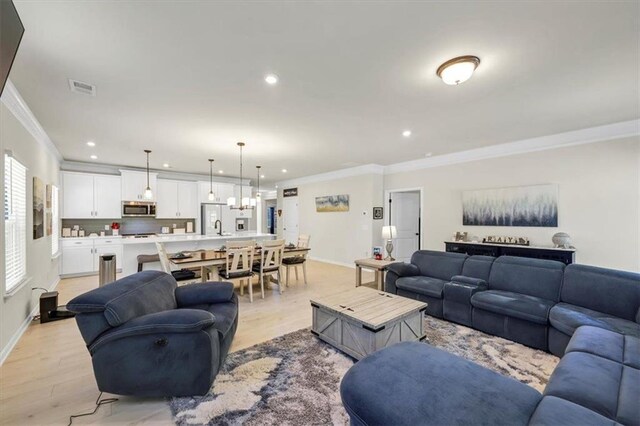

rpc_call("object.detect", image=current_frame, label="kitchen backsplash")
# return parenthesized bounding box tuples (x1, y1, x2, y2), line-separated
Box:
(61, 218, 196, 236)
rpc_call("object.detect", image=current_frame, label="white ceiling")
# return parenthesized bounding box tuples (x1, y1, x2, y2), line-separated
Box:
(9, 1, 640, 183)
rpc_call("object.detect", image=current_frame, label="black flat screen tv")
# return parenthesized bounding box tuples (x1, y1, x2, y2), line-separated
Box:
(0, 0, 24, 97)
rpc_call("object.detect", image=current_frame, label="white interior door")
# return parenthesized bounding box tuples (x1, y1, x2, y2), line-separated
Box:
(282, 197, 299, 245)
(390, 191, 420, 262)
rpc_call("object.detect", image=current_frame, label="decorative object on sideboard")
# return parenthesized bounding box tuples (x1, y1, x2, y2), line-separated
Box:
(373, 207, 383, 220)
(552, 232, 574, 249)
(227, 142, 256, 210)
(62, 228, 71, 237)
(484, 235, 530, 246)
(143, 149, 153, 200)
(315, 194, 349, 212)
(382, 225, 397, 261)
(462, 184, 558, 227)
(33, 176, 44, 239)
(454, 231, 468, 242)
(470, 235, 481, 243)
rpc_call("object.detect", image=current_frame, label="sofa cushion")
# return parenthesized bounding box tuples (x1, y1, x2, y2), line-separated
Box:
(461, 255, 495, 281)
(544, 352, 640, 425)
(471, 290, 555, 325)
(410, 250, 467, 281)
(549, 303, 640, 338)
(529, 396, 619, 426)
(566, 326, 640, 369)
(396, 276, 447, 299)
(340, 342, 542, 426)
(561, 264, 640, 322)
(488, 256, 564, 301)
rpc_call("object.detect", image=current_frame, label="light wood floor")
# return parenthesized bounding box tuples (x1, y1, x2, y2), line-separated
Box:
(0, 261, 375, 425)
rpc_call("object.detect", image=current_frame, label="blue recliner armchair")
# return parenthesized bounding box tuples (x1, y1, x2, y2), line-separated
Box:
(67, 270, 239, 397)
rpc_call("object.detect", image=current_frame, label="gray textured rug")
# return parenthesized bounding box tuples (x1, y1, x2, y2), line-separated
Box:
(170, 316, 559, 425)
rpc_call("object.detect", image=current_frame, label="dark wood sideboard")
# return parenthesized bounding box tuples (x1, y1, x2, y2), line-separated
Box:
(445, 241, 575, 265)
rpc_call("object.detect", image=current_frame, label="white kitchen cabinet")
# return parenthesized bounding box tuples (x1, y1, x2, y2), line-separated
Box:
(61, 238, 123, 276)
(217, 183, 235, 203)
(121, 170, 158, 202)
(62, 172, 122, 219)
(198, 181, 235, 204)
(156, 179, 198, 218)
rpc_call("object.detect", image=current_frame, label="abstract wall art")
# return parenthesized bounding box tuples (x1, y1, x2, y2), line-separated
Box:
(315, 194, 349, 212)
(462, 184, 558, 227)
(33, 177, 44, 239)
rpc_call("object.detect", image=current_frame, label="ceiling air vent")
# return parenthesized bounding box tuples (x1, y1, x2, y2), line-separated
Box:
(68, 79, 96, 96)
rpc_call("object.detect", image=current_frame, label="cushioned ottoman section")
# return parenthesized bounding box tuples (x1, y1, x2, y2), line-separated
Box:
(473, 308, 548, 350)
(340, 342, 542, 426)
(528, 396, 619, 426)
(549, 303, 640, 338)
(396, 289, 443, 318)
(396, 276, 447, 298)
(565, 326, 625, 363)
(472, 290, 555, 324)
(544, 352, 640, 425)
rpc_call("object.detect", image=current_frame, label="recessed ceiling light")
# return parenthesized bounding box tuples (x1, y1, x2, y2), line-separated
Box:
(402, 130, 412, 137)
(260, 175, 265, 179)
(218, 170, 224, 174)
(265, 74, 279, 85)
(436, 55, 480, 85)
(425, 152, 433, 157)
(281, 169, 287, 173)
(86, 141, 95, 147)
(162, 163, 170, 168)
(90, 155, 97, 160)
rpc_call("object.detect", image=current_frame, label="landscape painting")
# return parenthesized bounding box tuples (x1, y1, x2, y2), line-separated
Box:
(33, 177, 45, 239)
(462, 184, 558, 227)
(315, 194, 349, 212)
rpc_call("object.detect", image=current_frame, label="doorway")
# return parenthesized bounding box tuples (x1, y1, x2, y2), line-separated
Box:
(387, 189, 421, 262)
(282, 196, 299, 245)
(265, 199, 277, 234)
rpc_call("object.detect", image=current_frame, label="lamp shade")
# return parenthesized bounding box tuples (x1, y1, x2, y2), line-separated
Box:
(382, 225, 397, 239)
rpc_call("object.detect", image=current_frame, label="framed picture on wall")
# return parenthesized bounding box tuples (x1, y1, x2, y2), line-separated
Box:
(373, 207, 383, 220)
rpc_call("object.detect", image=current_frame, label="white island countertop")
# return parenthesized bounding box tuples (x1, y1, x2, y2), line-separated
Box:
(120, 232, 274, 245)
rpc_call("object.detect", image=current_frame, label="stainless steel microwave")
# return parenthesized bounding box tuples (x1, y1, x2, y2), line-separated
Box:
(122, 201, 156, 217)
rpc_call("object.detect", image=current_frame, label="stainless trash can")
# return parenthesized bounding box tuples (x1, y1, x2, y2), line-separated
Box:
(99, 253, 117, 286)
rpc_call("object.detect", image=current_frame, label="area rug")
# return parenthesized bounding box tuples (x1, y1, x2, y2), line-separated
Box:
(170, 316, 559, 425)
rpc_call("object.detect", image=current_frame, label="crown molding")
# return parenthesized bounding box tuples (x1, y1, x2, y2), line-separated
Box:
(277, 163, 384, 187)
(1, 79, 62, 163)
(384, 119, 640, 175)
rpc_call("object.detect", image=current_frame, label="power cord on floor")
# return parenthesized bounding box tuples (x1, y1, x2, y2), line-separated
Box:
(68, 392, 118, 425)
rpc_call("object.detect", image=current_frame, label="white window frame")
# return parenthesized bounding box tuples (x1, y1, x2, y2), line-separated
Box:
(51, 185, 59, 257)
(4, 152, 28, 296)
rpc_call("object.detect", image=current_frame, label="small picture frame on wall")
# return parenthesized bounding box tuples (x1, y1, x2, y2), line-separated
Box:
(373, 207, 383, 220)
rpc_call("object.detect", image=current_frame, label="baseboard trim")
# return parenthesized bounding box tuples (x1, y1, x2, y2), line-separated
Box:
(307, 256, 355, 269)
(0, 276, 61, 366)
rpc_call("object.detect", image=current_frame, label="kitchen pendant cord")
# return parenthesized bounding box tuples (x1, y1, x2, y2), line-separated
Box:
(68, 392, 118, 425)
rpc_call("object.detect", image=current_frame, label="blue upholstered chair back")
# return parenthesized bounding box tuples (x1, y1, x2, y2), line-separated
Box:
(561, 264, 640, 322)
(67, 271, 178, 346)
(488, 256, 565, 301)
(410, 250, 468, 281)
(461, 256, 495, 281)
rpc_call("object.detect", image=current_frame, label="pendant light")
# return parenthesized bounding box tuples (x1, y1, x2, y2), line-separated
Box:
(208, 159, 215, 201)
(251, 165, 261, 207)
(227, 142, 255, 210)
(143, 149, 153, 200)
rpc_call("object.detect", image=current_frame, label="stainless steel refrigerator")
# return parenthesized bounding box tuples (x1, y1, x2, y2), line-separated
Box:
(201, 203, 235, 235)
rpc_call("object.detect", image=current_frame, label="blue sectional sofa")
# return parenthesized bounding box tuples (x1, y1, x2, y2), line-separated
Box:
(67, 270, 239, 397)
(341, 325, 640, 425)
(386, 250, 640, 355)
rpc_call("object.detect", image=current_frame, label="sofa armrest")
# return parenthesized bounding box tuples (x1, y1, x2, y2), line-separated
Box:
(89, 309, 215, 353)
(444, 280, 487, 304)
(387, 262, 420, 277)
(451, 275, 487, 287)
(175, 282, 235, 307)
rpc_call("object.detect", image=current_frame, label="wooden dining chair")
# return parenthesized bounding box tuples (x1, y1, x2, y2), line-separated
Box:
(252, 239, 285, 295)
(155, 242, 200, 286)
(282, 234, 310, 287)
(221, 241, 257, 302)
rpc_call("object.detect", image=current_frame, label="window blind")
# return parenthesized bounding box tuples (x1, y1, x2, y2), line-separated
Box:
(51, 185, 59, 256)
(4, 154, 27, 293)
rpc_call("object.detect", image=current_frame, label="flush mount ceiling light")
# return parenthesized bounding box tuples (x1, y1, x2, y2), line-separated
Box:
(402, 130, 412, 137)
(436, 55, 480, 85)
(264, 74, 278, 85)
(86, 141, 95, 147)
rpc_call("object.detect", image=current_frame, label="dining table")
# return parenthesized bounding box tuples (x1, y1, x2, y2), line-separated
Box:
(169, 246, 311, 283)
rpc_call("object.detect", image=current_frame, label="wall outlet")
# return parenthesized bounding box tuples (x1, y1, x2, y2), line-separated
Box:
(172, 223, 177, 228)
(104, 225, 109, 230)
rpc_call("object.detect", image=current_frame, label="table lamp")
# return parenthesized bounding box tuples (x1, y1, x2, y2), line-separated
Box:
(382, 225, 397, 261)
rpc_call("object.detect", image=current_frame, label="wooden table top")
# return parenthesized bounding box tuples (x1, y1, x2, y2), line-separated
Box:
(310, 287, 426, 329)
(171, 247, 310, 265)
(354, 258, 396, 269)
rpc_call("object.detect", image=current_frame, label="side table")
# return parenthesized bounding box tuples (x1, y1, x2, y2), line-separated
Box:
(354, 258, 395, 291)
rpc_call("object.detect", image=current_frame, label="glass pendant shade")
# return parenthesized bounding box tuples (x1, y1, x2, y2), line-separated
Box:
(208, 191, 215, 201)
(241, 197, 250, 207)
(227, 196, 236, 206)
(250, 198, 257, 207)
(143, 187, 153, 200)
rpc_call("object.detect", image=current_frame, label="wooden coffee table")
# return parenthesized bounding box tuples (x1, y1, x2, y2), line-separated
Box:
(310, 287, 427, 360)
(354, 258, 395, 290)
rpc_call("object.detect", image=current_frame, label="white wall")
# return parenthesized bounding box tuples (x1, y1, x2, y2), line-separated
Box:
(0, 102, 61, 362)
(384, 137, 640, 272)
(277, 173, 384, 266)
